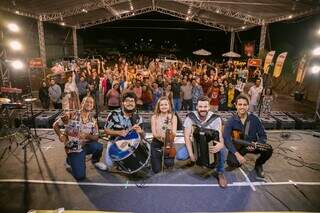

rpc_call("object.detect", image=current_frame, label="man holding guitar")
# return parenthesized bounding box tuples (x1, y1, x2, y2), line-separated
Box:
(223, 94, 273, 178)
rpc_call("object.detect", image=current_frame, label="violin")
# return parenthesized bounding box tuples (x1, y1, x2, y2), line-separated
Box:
(164, 117, 176, 158)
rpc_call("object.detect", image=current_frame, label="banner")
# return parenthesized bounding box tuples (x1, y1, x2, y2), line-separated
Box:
(244, 41, 255, 57)
(295, 54, 307, 83)
(263, 51, 276, 73)
(273, 52, 288, 78)
(29, 58, 44, 68)
(233, 60, 247, 67)
(247, 59, 262, 67)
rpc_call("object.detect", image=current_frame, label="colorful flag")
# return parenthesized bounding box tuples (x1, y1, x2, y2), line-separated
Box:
(296, 54, 307, 83)
(263, 51, 276, 74)
(273, 52, 288, 78)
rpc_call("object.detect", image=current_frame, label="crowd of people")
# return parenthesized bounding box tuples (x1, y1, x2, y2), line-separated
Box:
(39, 55, 275, 115)
(47, 54, 278, 188)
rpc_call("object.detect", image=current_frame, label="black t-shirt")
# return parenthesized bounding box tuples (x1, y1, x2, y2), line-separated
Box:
(171, 82, 181, 98)
(87, 77, 100, 92)
(181, 68, 192, 77)
(156, 79, 164, 88)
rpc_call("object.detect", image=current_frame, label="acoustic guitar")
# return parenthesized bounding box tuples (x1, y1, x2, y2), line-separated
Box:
(232, 130, 272, 152)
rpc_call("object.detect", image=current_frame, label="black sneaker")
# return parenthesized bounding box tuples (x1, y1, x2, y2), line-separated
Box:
(254, 164, 265, 179)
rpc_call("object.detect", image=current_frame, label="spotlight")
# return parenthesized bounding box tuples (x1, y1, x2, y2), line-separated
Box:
(311, 65, 320, 74)
(242, 26, 246, 29)
(216, 9, 220, 13)
(82, 9, 88, 13)
(288, 15, 293, 19)
(60, 22, 66, 26)
(15, 10, 20, 14)
(8, 40, 23, 51)
(7, 23, 20, 33)
(11, 60, 24, 70)
(312, 47, 320, 56)
(187, 9, 191, 14)
(186, 17, 190, 21)
(317, 28, 320, 36)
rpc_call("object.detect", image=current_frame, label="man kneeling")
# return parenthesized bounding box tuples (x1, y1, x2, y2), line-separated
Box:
(53, 96, 107, 180)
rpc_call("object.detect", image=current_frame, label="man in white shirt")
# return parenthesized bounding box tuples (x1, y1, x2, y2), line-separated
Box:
(176, 96, 227, 188)
(248, 78, 263, 112)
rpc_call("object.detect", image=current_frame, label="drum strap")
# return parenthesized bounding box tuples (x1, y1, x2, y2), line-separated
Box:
(130, 113, 141, 127)
(188, 112, 219, 129)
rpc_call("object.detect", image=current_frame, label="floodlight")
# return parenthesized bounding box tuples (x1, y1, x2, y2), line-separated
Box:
(11, 60, 24, 70)
(8, 40, 23, 51)
(312, 47, 320, 56)
(7, 23, 20, 33)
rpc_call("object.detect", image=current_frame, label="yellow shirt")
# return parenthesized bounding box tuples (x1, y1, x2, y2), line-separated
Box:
(227, 89, 235, 108)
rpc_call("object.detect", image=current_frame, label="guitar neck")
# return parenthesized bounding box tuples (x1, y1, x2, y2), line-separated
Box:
(233, 138, 252, 146)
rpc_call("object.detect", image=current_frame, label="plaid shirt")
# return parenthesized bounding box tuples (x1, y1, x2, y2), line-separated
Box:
(192, 85, 204, 104)
(104, 109, 143, 140)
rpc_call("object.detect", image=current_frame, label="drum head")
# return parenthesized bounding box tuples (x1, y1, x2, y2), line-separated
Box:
(109, 130, 140, 161)
(115, 142, 150, 174)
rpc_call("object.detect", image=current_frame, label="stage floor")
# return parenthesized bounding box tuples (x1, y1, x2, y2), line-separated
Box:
(0, 129, 320, 213)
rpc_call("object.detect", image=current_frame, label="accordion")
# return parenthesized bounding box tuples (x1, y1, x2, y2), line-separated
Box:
(192, 125, 219, 169)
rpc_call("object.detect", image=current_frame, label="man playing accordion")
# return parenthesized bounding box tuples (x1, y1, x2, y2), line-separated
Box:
(177, 96, 228, 188)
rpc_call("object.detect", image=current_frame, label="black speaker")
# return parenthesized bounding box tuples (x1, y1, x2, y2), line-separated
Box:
(294, 91, 304, 101)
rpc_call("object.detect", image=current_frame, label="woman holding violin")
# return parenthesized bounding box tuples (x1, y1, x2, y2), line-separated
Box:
(151, 96, 177, 173)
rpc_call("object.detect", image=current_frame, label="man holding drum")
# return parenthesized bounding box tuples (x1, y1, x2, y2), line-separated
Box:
(104, 92, 145, 171)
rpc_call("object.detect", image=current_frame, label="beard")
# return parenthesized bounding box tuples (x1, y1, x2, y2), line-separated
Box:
(198, 110, 208, 119)
(124, 106, 135, 113)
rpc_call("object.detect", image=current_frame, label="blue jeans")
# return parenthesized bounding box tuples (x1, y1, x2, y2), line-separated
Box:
(67, 141, 103, 180)
(173, 98, 181, 112)
(176, 145, 225, 173)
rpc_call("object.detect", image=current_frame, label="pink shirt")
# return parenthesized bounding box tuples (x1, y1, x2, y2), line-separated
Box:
(107, 89, 120, 107)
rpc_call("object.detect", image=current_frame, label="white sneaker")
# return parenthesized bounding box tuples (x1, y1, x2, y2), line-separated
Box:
(94, 162, 107, 171)
(64, 160, 71, 170)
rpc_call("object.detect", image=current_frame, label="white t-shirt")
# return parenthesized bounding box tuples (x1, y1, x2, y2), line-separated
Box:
(248, 85, 263, 105)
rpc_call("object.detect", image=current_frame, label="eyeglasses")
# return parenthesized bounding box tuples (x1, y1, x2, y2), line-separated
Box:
(124, 99, 135, 103)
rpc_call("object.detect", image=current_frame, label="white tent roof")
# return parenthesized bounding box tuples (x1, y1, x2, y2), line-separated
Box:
(222, 51, 241, 58)
(193, 49, 211, 56)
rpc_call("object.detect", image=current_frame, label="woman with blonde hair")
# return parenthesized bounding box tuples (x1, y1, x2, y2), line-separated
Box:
(151, 96, 177, 173)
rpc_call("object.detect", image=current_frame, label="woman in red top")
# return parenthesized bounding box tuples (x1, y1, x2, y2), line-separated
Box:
(207, 80, 220, 111)
(141, 85, 153, 111)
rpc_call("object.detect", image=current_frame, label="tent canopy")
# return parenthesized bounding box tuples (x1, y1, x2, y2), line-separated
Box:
(222, 51, 241, 58)
(193, 49, 211, 56)
(1, 0, 319, 31)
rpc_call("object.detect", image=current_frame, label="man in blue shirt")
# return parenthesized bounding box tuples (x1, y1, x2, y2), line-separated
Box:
(223, 94, 273, 178)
